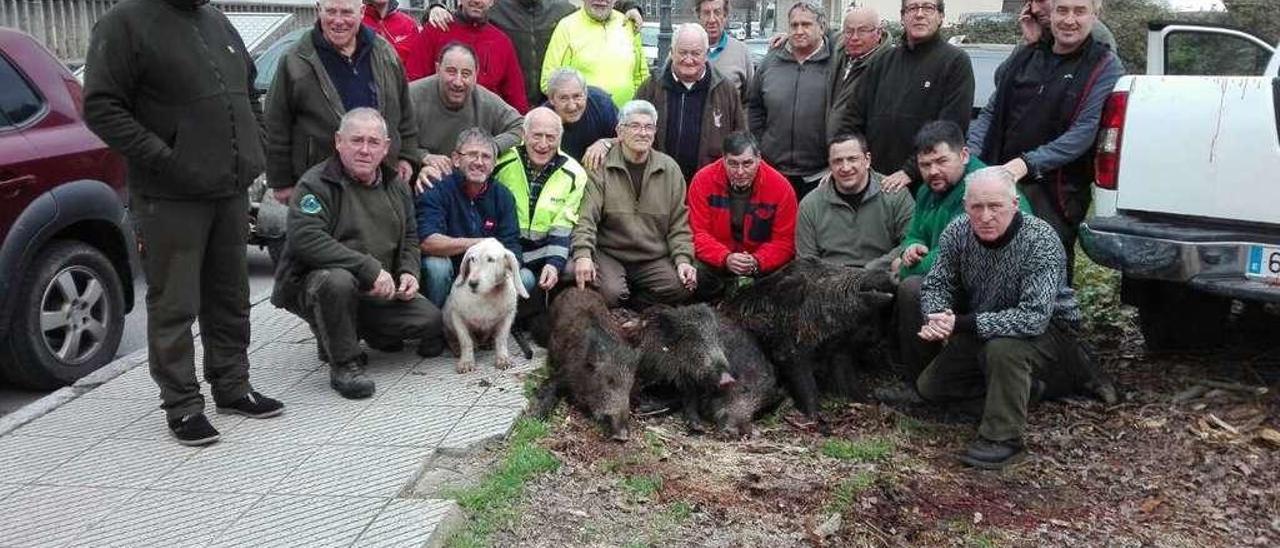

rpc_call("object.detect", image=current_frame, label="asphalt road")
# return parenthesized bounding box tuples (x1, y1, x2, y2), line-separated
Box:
(0, 246, 277, 416)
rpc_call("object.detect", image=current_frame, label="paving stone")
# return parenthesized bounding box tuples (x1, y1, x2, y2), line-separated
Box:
(0, 484, 20, 502)
(220, 403, 359, 445)
(79, 366, 155, 400)
(373, 372, 487, 408)
(240, 368, 310, 398)
(474, 380, 530, 409)
(0, 435, 98, 484)
(0, 485, 138, 547)
(364, 349, 424, 372)
(441, 405, 523, 451)
(15, 397, 155, 439)
(209, 494, 385, 547)
(247, 341, 327, 371)
(274, 445, 427, 498)
(327, 405, 466, 448)
(42, 438, 199, 489)
(113, 407, 246, 441)
(150, 442, 318, 494)
(352, 498, 459, 547)
(69, 490, 261, 547)
(277, 321, 320, 344)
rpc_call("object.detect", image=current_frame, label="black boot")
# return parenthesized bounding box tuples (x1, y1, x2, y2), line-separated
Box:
(957, 437, 1026, 470)
(330, 357, 375, 399)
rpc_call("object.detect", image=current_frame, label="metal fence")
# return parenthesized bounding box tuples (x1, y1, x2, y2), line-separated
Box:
(0, 0, 425, 65)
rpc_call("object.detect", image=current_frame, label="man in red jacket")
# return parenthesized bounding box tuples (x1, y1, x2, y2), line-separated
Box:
(362, 0, 422, 79)
(687, 132, 797, 300)
(412, 0, 529, 112)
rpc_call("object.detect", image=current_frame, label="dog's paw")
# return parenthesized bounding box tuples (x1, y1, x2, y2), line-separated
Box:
(495, 353, 513, 370)
(455, 358, 476, 374)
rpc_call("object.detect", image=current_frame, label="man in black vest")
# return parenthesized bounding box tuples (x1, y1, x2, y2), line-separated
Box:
(966, 0, 1123, 280)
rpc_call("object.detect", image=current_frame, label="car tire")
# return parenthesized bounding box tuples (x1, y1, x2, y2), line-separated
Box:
(1128, 278, 1229, 352)
(1, 241, 126, 389)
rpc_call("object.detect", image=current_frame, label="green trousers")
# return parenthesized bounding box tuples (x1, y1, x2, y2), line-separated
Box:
(287, 268, 443, 365)
(132, 194, 252, 420)
(915, 323, 1087, 442)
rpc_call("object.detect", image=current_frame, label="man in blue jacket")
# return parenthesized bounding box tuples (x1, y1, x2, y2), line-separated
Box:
(417, 128, 531, 307)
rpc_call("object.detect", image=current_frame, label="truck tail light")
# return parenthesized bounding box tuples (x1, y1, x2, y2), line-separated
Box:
(1095, 91, 1128, 190)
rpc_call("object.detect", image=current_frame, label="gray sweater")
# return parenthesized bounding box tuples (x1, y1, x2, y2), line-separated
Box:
(408, 76, 524, 156)
(921, 213, 1081, 339)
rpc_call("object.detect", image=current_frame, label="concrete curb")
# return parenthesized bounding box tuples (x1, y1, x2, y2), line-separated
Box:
(0, 289, 276, 437)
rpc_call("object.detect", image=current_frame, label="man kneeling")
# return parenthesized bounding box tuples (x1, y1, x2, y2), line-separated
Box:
(272, 109, 444, 399)
(916, 167, 1112, 469)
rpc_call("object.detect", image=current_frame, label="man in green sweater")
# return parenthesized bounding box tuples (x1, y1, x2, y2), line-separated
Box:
(572, 100, 699, 307)
(84, 0, 284, 445)
(272, 109, 444, 400)
(412, 44, 525, 187)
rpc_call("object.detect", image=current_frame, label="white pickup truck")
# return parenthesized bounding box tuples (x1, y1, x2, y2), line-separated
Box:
(1081, 22, 1280, 350)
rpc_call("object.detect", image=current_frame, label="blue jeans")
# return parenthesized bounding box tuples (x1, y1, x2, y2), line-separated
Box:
(421, 256, 536, 308)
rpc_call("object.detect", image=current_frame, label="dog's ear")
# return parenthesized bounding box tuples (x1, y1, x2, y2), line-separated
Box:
(505, 249, 529, 299)
(454, 250, 473, 288)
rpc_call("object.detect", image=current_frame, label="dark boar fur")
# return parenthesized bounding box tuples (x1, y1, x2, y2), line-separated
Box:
(720, 258, 896, 421)
(705, 316, 785, 437)
(623, 304, 735, 433)
(534, 288, 639, 441)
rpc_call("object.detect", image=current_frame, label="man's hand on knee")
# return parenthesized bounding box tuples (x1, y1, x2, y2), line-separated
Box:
(395, 273, 419, 301)
(677, 262, 698, 291)
(574, 257, 596, 289)
(538, 264, 560, 290)
(918, 309, 955, 341)
(368, 269, 396, 300)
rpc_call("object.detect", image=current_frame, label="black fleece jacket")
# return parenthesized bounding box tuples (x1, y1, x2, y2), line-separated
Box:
(84, 0, 265, 199)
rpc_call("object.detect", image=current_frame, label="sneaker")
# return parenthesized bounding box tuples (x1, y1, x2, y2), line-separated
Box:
(330, 360, 375, 399)
(168, 413, 220, 446)
(216, 390, 285, 419)
(957, 438, 1026, 470)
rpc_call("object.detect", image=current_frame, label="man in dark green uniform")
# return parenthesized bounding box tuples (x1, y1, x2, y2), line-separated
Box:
(84, 0, 284, 446)
(272, 109, 445, 400)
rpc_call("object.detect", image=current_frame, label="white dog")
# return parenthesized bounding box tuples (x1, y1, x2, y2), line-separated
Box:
(442, 238, 529, 373)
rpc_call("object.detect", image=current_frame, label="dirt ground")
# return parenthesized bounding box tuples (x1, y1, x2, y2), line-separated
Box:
(489, 316, 1280, 547)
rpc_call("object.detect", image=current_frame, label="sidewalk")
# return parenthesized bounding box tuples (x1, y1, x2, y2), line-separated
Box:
(0, 295, 537, 547)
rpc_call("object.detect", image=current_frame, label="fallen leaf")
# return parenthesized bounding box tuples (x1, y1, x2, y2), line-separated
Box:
(1140, 497, 1163, 513)
(1256, 428, 1280, 448)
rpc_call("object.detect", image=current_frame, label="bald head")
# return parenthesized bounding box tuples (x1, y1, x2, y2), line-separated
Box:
(523, 106, 563, 135)
(841, 6, 883, 58)
(523, 107, 564, 168)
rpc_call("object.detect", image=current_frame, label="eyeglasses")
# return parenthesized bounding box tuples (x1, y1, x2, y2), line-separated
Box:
(844, 26, 879, 37)
(901, 3, 939, 15)
(622, 122, 658, 133)
(456, 150, 494, 162)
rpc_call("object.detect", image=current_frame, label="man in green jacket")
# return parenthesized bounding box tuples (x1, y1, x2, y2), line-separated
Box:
(272, 109, 444, 400)
(572, 100, 699, 307)
(795, 133, 915, 270)
(265, 0, 418, 203)
(84, 0, 284, 445)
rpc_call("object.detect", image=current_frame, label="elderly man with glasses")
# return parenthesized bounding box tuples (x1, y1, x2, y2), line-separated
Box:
(826, 6, 891, 140)
(571, 100, 699, 308)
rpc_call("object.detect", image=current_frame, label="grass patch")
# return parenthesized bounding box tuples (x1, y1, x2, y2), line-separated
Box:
(522, 365, 549, 399)
(665, 501, 693, 522)
(444, 418, 560, 547)
(894, 414, 930, 436)
(620, 473, 664, 499)
(825, 471, 876, 514)
(821, 437, 894, 462)
(643, 430, 666, 456)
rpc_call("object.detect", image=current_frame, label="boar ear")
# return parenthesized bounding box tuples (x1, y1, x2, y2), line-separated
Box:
(858, 290, 894, 310)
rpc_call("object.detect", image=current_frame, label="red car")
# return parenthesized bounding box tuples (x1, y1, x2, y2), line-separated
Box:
(0, 28, 134, 388)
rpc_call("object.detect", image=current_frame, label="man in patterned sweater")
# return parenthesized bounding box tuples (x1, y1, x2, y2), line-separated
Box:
(916, 167, 1110, 469)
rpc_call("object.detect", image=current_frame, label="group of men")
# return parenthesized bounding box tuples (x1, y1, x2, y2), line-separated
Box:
(83, 0, 1121, 470)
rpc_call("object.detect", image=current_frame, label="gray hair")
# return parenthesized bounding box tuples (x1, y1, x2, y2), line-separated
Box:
(788, 1, 828, 29)
(963, 166, 1018, 201)
(317, 0, 361, 11)
(454, 127, 498, 157)
(618, 99, 658, 126)
(337, 107, 388, 137)
(672, 23, 709, 50)
(523, 106, 564, 135)
(1052, 0, 1103, 13)
(545, 67, 587, 96)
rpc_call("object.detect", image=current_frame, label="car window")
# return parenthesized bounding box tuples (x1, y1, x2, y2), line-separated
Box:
(0, 54, 44, 128)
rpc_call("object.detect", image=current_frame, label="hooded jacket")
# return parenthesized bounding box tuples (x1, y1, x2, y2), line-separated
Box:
(636, 63, 747, 182)
(264, 25, 418, 190)
(747, 40, 834, 178)
(84, 0, 265, 199)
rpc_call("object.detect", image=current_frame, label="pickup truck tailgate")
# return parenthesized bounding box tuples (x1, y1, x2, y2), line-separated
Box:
(1115, 76, 1280, 225)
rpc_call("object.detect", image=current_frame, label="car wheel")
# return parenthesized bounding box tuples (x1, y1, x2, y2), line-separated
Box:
(1128, 278, 1229, 352)
(1, 241, 126, 388)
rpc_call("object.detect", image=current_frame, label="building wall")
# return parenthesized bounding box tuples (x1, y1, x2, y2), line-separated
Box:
(827, 0, 1005, 25)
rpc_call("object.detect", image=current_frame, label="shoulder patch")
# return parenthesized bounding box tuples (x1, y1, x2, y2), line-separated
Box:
(299, 194, 323, 214)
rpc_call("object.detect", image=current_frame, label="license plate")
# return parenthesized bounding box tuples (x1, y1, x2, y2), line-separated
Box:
(1246, 245, 1280, 281)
